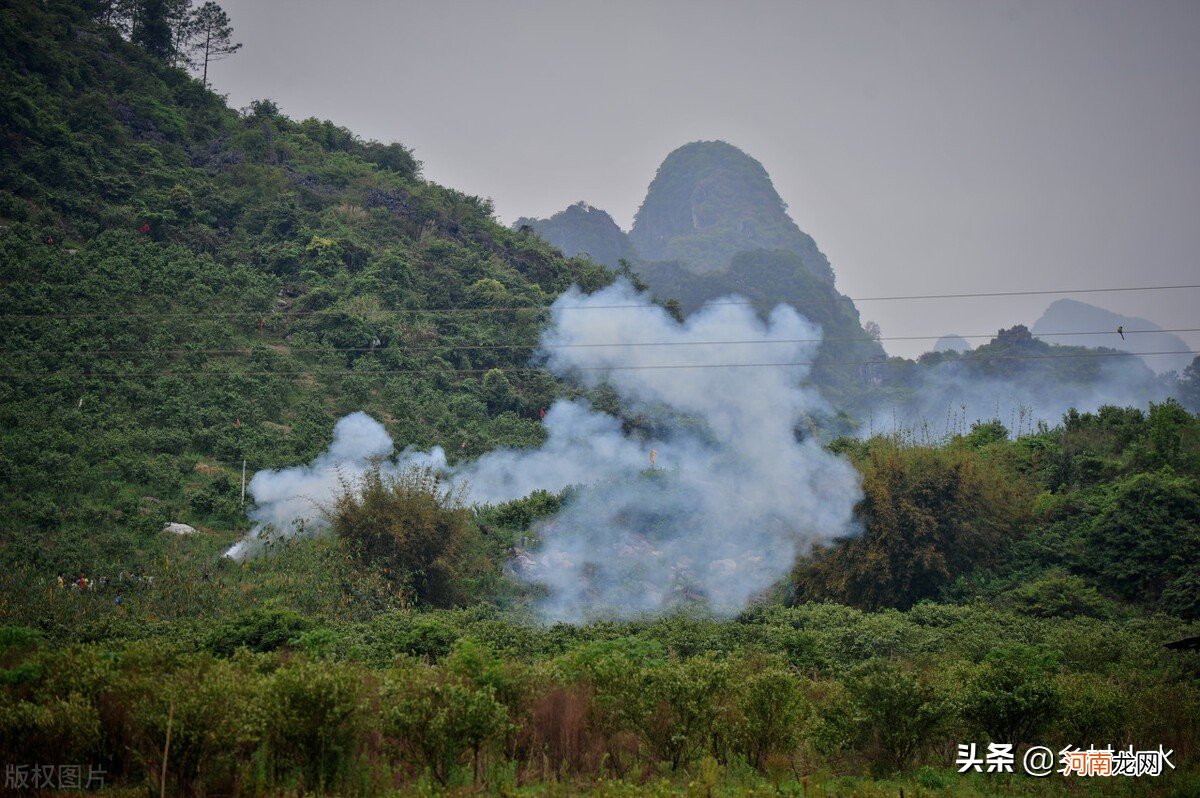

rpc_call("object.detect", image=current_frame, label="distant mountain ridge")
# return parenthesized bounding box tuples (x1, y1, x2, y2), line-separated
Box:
(933, 334, 973, 353)
(515, 141, 882, 400)
(630, 141, 835, 281)
(514, 143, 1192, 420)
(515, 202, 636, 271)
(1033, 299, 1191, 374)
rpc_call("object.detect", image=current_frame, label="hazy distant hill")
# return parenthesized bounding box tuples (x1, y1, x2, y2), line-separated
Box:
(518, 141, 882, 399)
(629, 141, 835, 281)
(932, 334, 972, 353)
(515, 202, 636, 270)
(1033, 298, 1191, 374)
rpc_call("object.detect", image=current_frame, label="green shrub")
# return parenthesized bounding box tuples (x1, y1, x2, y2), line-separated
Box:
(203, 607, 315, 655)
(1161, 564, 1200, 620)
(257, 658, 366, 790)
(329, 466, 478, 608)
(381, 658, 510, 786)
(1050, 672, 1128, 747)
(1009, 570, 1113, 619)
(0, 693, 100, 768)
(632, 656, 729, 771)
(729, 661, 808, 769)
(960, 645, 1061, 744)
(131, 656, 263, 795)
(843, 659, 951, 773)
(794, 441, 1031, 610)
(1085, 470, 1200, 603)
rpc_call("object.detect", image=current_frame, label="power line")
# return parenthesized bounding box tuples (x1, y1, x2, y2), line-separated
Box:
(4, 327, 1199, 357)
(8, 349, 1197, 378)
(3, 283, 1199, 320)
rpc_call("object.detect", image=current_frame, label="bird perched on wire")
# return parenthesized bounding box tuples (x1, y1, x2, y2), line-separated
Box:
(1117, 325, 1125, 340)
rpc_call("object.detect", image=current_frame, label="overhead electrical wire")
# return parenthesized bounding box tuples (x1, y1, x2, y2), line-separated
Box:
(8, 349, 1198, 379)
(2, 283, 1199, 320)
(4, 327, 1198, 357)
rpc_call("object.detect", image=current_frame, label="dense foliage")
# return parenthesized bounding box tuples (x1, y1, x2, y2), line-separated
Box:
(1, 2, 1198, 795)
(329, 467, 478, 608)
(0, 0, 610, 580)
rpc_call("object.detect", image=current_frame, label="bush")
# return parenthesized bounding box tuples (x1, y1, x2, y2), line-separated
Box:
(381, 658, 510, 786)
(1161, 564, 1200, 620)
(132, 656, 263, 795)
(631, 656, 729, 770)
(257, 659, 366, 791)
(1085, 470, 1200, 603)
(203, 607, 315, 655)
(794, 441, 1031, 610)
(729, 661, 807, 769)
(0, 693, 101, 768)
(843, 659, 951, 773)
(548, 637, 666, 774)
(1051, 672, 1129, 748)
(480, 489, 563, 530)
(1009, 570, 1113, 619)
(329, 466, 477, 608)
(960, 645, 1061, 744)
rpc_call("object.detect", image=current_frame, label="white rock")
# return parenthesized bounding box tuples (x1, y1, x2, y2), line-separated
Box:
(162, 522, 198, 535)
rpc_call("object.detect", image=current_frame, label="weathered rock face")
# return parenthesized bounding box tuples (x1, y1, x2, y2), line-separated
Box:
(516, 141, 883, 401)
(515, 202, 637, 271)
(629, 141, 834, 281)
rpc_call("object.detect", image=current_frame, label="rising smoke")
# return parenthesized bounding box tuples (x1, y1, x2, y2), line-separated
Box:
(225, 280, 863, 621)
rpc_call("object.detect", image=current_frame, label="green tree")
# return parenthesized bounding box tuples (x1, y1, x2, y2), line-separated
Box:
(129, 0, 191, 61)
(381, 659, 510, 786)
(186, 1, 241, 87)
(259, 660, 365, 790)
(844, 659, 950, 773)
(1085, 470, 1200, 602)
(1145, 398, 1193, 468)
(328, 466, 477, 607)
(961, 646, 1061, 744)
(633, 657, 729, 770)
(730, 663, 807, 770)
(794, 441, 1030, 609)
(1180, 356, 1200, 412)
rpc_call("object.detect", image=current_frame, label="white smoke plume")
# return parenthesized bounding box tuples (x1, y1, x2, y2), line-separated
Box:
(225, 280, 863, 621)
(223, 411, 392, 561)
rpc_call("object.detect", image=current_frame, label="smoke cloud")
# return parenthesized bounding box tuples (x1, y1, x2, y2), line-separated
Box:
(225, 280, 863, 621)
(862, 347, 1179, 439)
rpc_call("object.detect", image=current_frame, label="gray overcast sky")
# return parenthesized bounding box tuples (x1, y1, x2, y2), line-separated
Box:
(210, 0, 1200, 360)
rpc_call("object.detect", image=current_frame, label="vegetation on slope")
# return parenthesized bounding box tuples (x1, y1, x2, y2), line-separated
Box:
(0, 2, 1198, 796)
(0, 0, 611, 578)
(515, 201, 637, 272)
(628, 140, 836, 282)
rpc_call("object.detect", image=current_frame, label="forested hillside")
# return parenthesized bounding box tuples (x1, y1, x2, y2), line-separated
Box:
(0, 0, 612, 575)
(1, 2, 1199, 796)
